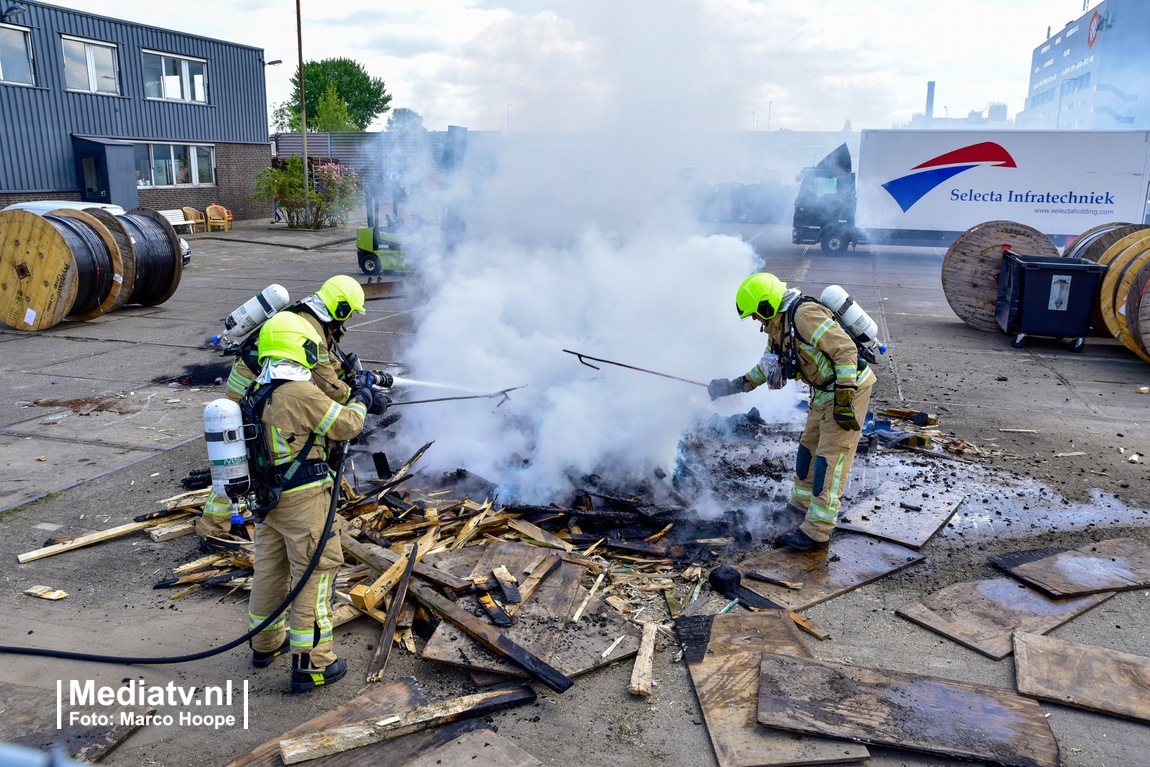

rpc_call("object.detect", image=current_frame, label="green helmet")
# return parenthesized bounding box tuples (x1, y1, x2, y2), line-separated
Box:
(315, 275, 366, 323)
(257, 311, 322, 369)
(735, 273, 787, 320)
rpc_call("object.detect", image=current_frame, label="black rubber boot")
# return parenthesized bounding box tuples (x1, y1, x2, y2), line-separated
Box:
(251, 637, 290, 669)
(290, 653, 347, 693)
(780, 528, 830, 551)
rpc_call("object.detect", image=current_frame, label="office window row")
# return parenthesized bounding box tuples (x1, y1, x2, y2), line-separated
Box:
(134, 143, 215, 187)
(0, 23, 207, 104)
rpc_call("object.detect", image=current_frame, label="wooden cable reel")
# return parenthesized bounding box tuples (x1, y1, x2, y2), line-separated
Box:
(45, 208, 125, 322)
(85, 208, 138, 313)
(1093, 230, 1150, 352)
(941, 220, 1060, 333)
(0, 210, 79, 330)
(1128, 260, 1150, 360)
(125, 208, 183, 307)
(1064, 223, 1146, 262)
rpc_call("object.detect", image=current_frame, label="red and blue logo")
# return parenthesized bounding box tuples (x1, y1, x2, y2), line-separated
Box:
(882, 142, 1016, 212)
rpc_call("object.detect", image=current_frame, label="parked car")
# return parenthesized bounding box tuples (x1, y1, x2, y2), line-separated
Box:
(1, 200, 191, 265)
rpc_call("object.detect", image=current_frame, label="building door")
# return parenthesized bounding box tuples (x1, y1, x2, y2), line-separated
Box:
(78, 154, 109, 202)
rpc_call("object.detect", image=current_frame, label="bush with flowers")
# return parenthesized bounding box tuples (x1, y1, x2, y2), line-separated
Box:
(251, 157, 361, 229)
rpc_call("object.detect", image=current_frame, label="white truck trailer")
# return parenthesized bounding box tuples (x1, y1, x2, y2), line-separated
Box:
(792, 129, 1150, 252)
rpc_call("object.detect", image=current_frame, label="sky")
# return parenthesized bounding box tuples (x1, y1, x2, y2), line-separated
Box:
(43, 0, 1095, 133)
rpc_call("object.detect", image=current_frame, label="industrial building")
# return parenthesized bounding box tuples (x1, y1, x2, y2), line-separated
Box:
(1017, 0, 1150, 129)
(0, 1, 271, 218)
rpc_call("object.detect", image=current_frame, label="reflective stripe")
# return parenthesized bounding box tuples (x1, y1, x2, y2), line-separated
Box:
(249, 612, 287, 632)
(807, 318, 835, 346)
(202, 491, 232, 517)
(807, 453, 848, 523)
(227, 366, 256, 398)
(315, 401, 344, 436)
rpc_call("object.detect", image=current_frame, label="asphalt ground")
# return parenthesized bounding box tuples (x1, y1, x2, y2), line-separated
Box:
(1, 221, 1148, 767)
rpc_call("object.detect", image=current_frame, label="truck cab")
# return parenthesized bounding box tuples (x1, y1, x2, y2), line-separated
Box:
(792, 143, 856, 253)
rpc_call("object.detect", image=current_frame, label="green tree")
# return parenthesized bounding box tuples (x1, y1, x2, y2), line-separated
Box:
(286, 58, 391, 131)
(386, 107, 425, 133)
(314, 83, 357, 132)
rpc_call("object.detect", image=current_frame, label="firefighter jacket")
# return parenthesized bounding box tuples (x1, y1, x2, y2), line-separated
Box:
(746, 299, 875, 407)
(261, 379, 367, 495)
(225, 312, 352, 404)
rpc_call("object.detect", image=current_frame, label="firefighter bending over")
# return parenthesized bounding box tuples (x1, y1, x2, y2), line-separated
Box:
(245, 311, 385, 692)
(708, 273, 875, 551)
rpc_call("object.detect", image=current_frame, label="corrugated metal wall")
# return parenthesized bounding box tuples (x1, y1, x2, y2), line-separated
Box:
(0, 1, 268, 192)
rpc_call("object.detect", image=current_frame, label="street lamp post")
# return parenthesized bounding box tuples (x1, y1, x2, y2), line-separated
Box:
(296, 0, 310, 228)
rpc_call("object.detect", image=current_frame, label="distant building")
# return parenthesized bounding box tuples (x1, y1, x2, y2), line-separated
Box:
(0, 1, 271, 217)
(1017, 0, 1150, 129)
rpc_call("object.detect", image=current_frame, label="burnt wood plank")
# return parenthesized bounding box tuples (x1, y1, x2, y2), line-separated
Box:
(401, 729, 543, 767)
(837, 484, 966, 549)
(222, 678, 483, 767)
(994, 538, 1150, 597)
(421, 540, 640, 680)
(409, 581, 574, 693)
(896, 577, 1114, 659)
(678, 613, 869, 767)
(756, 654, 1059, 767)
(737, 534, 924, 611)
(0, 681, 149, 763)
(278, 687, 537, 765)
(1014, 631, 1150, 723)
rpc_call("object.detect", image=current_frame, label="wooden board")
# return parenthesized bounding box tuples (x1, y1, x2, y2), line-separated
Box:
(0, 680, 149, 762)
(895, 576, 1114, 659)
(837, 483, 966, 549)
(1013, 631, 1150, 723)
(221, 677, 484, 767)
(993, 537, 1150, 597)
(941, 220, 1060, 333)
(756, 653, 1059, 767)
(679, 612, 868, 767)
(420, 540, 641, 679)
(736, 534, 924, 611)
(0, 209, 79, 331)
(402, 729, 543, 767)
(1133, 258, 1150, 358)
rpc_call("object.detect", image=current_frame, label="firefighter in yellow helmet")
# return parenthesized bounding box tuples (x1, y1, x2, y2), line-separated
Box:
(708, 273, 875, 551)
(197, 275, 390, 540)
(244, 311, 383, 692)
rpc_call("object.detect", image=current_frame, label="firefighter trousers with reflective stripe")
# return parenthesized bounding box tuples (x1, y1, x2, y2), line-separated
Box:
(248, 481, 342, 667)
(788, 378, 873, 543)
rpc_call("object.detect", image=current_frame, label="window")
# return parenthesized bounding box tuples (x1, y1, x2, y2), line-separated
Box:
(0, 24, 33, 85)
(134, 143, 215, 187)
(142, 50, 207, 102)
(62, 36, 119, 94)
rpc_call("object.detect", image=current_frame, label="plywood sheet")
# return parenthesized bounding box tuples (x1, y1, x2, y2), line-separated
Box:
(837, 484, 966, 549)
(992, 537, 1150, 597)
(896, 577, 1114, 659)
(0, 681, 148, 762)
(421, 540, 641, 678)
(756, 654, 1059, 767)
(679, 612, 868, 767)
(737, 534, 924, 611)
(1013, 631, 1150, 723)
(221, 677, 482, 767)
(402, 729, 543, 767)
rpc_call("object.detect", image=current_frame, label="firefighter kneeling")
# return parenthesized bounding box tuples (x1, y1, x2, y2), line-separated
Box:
(245, 311, 385, 692)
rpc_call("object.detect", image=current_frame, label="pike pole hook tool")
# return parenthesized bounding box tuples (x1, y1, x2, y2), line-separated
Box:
(562, 349, 707, 388)
(389, 385, 525, 408)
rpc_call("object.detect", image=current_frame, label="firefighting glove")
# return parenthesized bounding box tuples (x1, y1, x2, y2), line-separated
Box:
(833, 385, 860, 431)
(369, 370, 394, 388)
(351, 386, 380, 414)
(708, 377, 744, 401)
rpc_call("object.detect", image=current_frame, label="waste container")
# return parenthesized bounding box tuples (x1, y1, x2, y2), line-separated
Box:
(995, 250, 1107, 352)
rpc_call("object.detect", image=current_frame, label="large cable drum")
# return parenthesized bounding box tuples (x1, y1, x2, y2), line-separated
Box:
(0, 209, 82, 330)
(941, 220, 1060, 332)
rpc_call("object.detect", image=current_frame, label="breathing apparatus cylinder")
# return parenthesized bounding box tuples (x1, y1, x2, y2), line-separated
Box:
(819, 285, 888, 355)
(203, 399, 250, 501)
(212, 284, 290, 346)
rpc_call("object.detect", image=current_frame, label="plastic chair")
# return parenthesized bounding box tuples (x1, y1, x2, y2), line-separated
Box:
(205, 204, 229, 232)
(182, 207, 205, 233)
